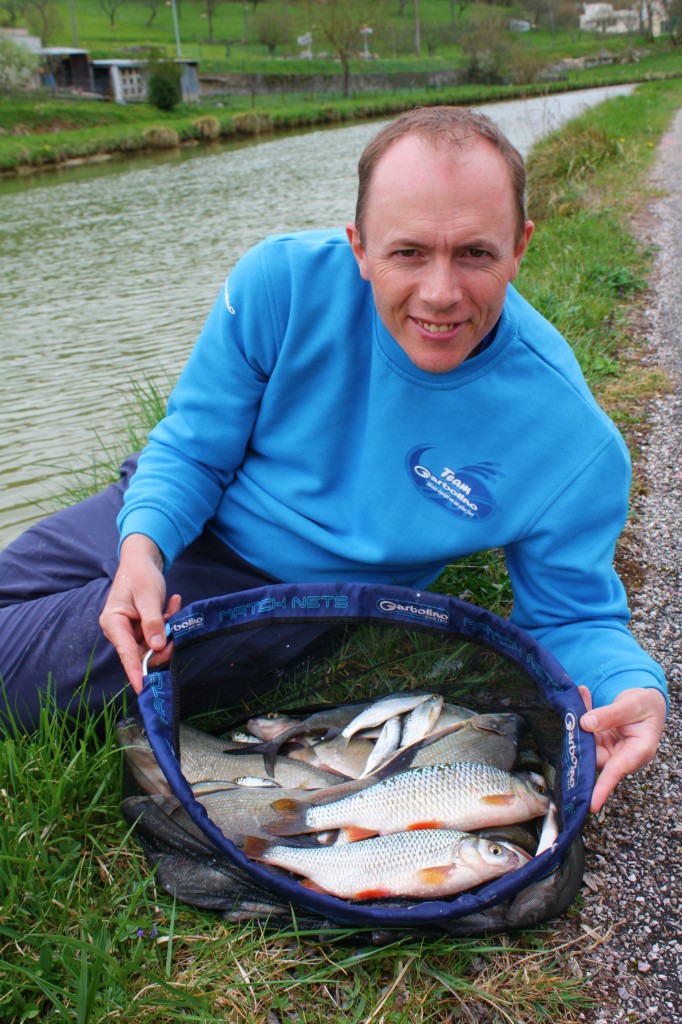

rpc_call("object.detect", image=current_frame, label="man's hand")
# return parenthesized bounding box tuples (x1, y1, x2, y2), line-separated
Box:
(99, 534, 182, 695)
(578, 685, 666, 814)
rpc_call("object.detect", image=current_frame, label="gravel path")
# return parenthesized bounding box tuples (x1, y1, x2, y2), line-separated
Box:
(561, 107, 682, 1023)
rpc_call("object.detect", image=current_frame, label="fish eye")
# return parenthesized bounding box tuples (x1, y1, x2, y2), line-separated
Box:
(489, 844, 503, 856)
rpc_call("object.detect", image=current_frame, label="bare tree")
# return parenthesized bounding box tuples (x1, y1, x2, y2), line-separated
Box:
(98, 0, 127, 29)
(305, 0, 386, 97)
(22, 0, 64, 43)
(191, 0, 229, 44)
(255, 5, 292, 53)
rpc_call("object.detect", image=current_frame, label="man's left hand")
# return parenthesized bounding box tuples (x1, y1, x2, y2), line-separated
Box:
(578, 685, 666, 814)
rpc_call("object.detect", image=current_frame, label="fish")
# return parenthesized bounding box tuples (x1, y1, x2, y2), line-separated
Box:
(360, 716, 402, 777)
(399, 694, 444, 748)
(224, 701, 375, 774)
(224, 728, 262, 745)
(246, 712, 303, 741)
(337, 691, 438, 747)
(243, 828, 531, 899)
(264, 761, 550, 840)
(286, 734, 376, 778)
(362, 712, 524, 778)
(116, 718, 346, 796)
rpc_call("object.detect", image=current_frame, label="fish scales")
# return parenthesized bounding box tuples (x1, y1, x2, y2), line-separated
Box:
(266, 761, 549, 838)
(245, 828, 531, 899)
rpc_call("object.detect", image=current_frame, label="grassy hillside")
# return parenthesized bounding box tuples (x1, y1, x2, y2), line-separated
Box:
(9, 0, 682, 74)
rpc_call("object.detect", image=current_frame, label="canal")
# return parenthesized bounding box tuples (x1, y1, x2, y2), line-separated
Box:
(0, 85, 634, 547)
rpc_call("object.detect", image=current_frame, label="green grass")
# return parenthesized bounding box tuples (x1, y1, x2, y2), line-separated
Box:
(1, 79, 681, 1023)
(24, 0, 680, 69)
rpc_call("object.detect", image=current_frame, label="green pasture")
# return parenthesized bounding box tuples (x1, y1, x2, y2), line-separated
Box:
(27, 0, 682, 70)
(0, 78, 680, 1022)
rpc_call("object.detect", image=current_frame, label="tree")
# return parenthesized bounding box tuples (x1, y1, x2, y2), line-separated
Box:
(305, 0, 386, 97)
(661, 0, 682, 43)
(98, 0, 127, 29)
(22, 0, 63, 44)
(191, 0, 230, 45)
(130, 0, 164, 27)
(457, 7, 512, 83)
(255, 6, 292, 54)
(0, 0, 23, 26)
(0, 36, 40, 92)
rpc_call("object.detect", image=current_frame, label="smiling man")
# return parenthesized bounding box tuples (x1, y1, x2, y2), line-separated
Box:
(347, 128, 533, 373)
(0, 107, 666, 813)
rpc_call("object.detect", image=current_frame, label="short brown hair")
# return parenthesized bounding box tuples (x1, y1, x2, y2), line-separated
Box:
(354, 105, 527, 243)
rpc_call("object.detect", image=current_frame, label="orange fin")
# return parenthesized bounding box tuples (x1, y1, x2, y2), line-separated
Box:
(243, 835, 270, 861)
(416, 866, 454, 885)
(407, 820, 443, 831)
(481, 794, 516, 805)
(270, 797, 305, 814)
(354, 888, 392, 900)
(299, 878, 328, 893)
(264, 797, 314, 836)
(343, 826, 377, 842)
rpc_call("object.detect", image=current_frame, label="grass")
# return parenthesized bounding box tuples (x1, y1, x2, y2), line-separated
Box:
(29, 0, 682, 70)
(1, 79, 681, 1021)
(2, 0, 682, 175)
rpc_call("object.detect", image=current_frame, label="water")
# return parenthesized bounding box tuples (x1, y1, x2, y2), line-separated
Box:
(0, 85, 634, 547)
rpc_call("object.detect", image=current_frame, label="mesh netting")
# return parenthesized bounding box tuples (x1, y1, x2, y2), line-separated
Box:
(124, 582, 594, 936)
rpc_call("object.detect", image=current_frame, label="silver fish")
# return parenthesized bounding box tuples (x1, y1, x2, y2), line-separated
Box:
(404, 712, 524, 772)
(287, 734, 376, 779)
(360, 716, 402, 777)
(399, 694, 444, 748)
(338, 691, 437, 746)
(228, 702, 374, 774)
(246, 712, 303, 741)
(244, 828, 531, 899)
(116, 719, 345, 796)
(265, 761, 550, 840)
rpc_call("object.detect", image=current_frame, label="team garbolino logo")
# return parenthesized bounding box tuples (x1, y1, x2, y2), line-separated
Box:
(406, 446, 501, 521)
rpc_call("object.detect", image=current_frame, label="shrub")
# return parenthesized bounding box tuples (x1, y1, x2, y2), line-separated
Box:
(141, 125, 180, 149)
(0, 38, 40, 94)
(192, 114, 221, 140)
(147, 59, 182, 112)
(232, 111, 273, 135)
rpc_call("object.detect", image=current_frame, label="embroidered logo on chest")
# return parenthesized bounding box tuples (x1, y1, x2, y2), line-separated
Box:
(406, 446, 502, 521)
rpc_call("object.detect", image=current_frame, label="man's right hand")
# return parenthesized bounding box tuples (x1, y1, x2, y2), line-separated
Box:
(99, 534, 181, 694)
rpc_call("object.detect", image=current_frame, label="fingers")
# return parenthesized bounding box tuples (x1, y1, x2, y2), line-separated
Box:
(580, 687, 666, 737)
(577, 684, 593, 713)
(99, 535, 171, 693)
(577, 687, 667, 815)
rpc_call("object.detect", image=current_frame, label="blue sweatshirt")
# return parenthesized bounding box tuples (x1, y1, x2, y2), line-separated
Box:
(119, 229, 667, 708)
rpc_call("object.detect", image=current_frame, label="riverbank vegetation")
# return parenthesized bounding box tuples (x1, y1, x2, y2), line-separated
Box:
(0, 79, 679, 1022)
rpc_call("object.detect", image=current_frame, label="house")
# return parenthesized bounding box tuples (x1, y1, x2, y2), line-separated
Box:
(0, 27, 92, 91)
(1, 28, 200, 102)
(579, 1, 668, 35)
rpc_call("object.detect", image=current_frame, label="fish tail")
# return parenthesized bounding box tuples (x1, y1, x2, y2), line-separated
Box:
(264, 797, 314, 836)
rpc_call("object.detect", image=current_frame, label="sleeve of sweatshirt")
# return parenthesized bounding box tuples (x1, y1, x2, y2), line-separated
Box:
(117, 240, 281, 568)
(503, 432, 667, 711)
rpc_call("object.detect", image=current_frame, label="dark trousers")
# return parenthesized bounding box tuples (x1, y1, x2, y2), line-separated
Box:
(0, 455, 338, 733)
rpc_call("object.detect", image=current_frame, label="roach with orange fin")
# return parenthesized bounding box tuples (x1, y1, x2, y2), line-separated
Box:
(243, 829, 531, 899)
(264, 761, 550, 839)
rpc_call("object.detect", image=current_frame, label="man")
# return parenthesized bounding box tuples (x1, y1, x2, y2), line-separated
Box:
(0, 107, 666, 814)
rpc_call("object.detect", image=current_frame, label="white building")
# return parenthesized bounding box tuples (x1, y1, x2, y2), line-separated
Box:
(579, 1, 668, 35)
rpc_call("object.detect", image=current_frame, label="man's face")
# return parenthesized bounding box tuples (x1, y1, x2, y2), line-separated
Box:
(346, 135, 534, 374)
